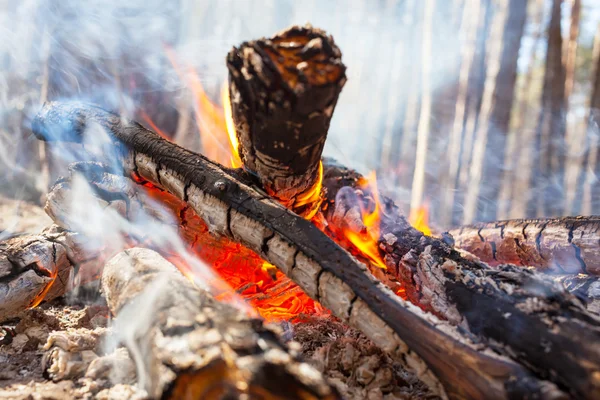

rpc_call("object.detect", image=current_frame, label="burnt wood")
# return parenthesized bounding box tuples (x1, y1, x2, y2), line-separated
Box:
(102, 248, 338, 399)
(0, 226, 87, 322)
(449, 217, 600, 275)
(322, 161, 600, 399)
(226, 25, 346, 214)
(31, 101, 573, 400)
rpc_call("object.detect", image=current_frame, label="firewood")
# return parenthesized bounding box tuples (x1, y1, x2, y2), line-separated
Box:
(322, 163, 600, 399)
(101, 248, 338, 399)
(226, 25, 346, 216)
(449, 217, 600, 275)
(32, 102, 574, 400)
(0, 226, 86, 322)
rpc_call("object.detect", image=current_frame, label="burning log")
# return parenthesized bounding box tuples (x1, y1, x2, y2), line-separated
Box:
(101, 247, 338, 399)
(31, 102, 577, 399)
(226, 25, 346, 216)
(0, 226, 87, 322)
(449, 217, 600, 274)
(321, 164, 600, 399)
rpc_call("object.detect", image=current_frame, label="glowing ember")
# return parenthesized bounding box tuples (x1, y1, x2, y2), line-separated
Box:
(136, 178, 323, 322)
(409, 203, 432, 236)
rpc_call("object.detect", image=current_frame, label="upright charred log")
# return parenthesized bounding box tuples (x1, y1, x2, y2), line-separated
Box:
(226, 25, 346, 216)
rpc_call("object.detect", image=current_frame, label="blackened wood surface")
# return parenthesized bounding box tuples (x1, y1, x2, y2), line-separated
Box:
(226, 25, 346, 211)
(322, 161, 600, 400)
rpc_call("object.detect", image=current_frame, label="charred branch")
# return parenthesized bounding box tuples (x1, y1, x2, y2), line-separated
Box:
(449, 216, 600, 275)
(31, 102, 576, 399)
(226, 25, 346, 215)
(101, 248, 338, 399)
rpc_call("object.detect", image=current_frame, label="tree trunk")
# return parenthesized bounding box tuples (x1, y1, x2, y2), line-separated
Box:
(451, 0, 493, 226)
(575, 27, 600, 215)
(529, 0, 567, 217)
(474, 0, 528, 222)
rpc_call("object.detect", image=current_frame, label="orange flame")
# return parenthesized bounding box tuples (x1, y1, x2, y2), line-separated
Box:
(165, 47, 241, 168)
(341, 172, 387, 269)
(409, 203, 432, 236)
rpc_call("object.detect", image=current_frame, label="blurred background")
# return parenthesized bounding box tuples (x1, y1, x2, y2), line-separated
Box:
(0, 0, 599, 229)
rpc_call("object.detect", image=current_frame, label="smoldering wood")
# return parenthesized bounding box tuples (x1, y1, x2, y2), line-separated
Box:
(322, 161, 600, 399)
(31, 102, 575, 400)
(101, 248, 338, 399)
(449, 217, 600, 275)
(226, 24, 346, 214)
(0, 226, 85, 322)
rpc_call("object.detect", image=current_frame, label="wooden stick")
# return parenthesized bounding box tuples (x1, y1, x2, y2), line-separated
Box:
(102, 247, 339, 399)
(226, 24, 346, 215)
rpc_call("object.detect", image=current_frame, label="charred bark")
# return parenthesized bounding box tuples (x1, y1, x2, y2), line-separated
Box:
(102, 248, 338, 399)
(32, 101, 579, 399)
(226, 25, 346, 216)
(322, 161, 600, 399)
(0, 226, 86, 322)
(449, 216, 600, 275)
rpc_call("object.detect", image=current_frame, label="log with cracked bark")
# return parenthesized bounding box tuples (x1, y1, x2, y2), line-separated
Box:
(31, 101, 576, 400)
(321, 163, 600, 399)
(102, 247, 339, 399)
(226, 24, 346, 216)
(0, 226, 94, 322)
(448, 217, 600, 275)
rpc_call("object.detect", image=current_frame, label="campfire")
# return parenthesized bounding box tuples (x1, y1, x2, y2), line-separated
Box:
(2, 23, 600, 400)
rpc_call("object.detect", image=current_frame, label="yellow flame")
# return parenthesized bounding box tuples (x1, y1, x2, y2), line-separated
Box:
(409, 204, 432, 236)
(342, 171, 386, 269)
(221, 84, 242, 168)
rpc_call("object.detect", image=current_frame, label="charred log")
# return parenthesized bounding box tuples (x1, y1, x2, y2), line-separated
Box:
(31, 102, 577, 399)
(322, 161, 600, 399)
(449, 217, 600, 275)
(102, 248, 338, 399)
(226, 25, 346, 216)
(0, 226, 87, 322)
